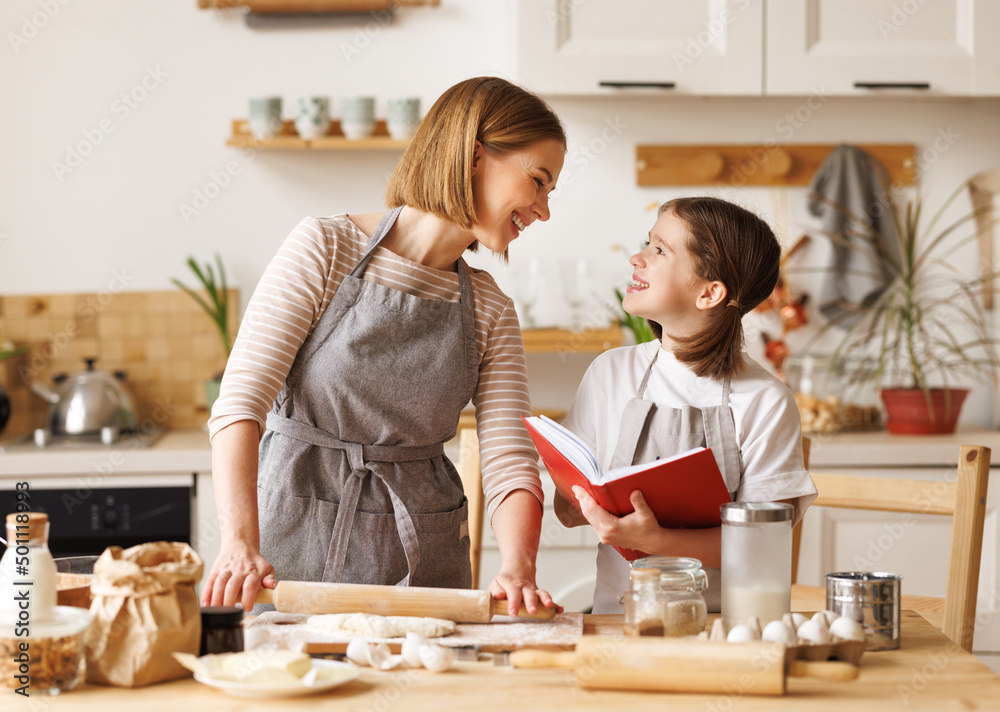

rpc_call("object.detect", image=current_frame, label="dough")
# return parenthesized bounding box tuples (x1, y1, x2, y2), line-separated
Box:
(305, 612, 456, 639)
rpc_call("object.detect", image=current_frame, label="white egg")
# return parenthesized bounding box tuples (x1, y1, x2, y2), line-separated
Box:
(401, 632, 427, 667)
(761, 619, 797, 645)
(813, 610, 838, 627)
(790, 612, 809, 629)
(829, 616, 866, 642)
(796, 618, 832, 645)
(726, 624, 758, 643)
(346, 638, 371, 666)
(418, 644, 455, 673)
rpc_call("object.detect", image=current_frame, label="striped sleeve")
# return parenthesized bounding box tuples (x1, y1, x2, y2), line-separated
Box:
(470, 273, 544, 521)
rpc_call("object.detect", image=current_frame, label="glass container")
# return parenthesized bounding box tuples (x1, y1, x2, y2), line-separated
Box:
(720, 502, 794, 628)
(785, 354, 881, 434)
(623, 567, 667, 637)
(632, 556, 708, 637)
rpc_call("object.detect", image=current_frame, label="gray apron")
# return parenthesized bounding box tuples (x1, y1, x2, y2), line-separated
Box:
(256, 207, 478, 590)
(592, 347, 742, 614)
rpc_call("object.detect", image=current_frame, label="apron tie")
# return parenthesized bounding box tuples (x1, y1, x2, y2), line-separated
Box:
(266, 413, 440, 585)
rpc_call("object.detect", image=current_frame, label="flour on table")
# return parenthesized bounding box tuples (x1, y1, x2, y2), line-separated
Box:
(305, 613, 456, 639)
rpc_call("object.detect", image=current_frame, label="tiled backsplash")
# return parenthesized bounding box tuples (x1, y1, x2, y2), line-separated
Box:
(0, 289, 238, 436)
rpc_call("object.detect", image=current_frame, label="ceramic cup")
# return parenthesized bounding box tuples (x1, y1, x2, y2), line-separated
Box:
(294, 96, 331, 140)
(339, 95, 375, 140)
(386, 97, 421, 140)
(248, 96, 283, 140)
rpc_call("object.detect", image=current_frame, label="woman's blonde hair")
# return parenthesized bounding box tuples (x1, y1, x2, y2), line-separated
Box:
(652, 197, 781, 379)
(385, 77, 565, 244)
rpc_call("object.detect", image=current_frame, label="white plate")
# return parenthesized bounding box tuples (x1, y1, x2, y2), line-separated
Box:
(193, 659, 359, 699)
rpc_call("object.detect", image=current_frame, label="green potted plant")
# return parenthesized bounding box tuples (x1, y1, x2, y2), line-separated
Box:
(171, 254, 232, 412)
(0, 333, 30, 437)
(822, 180, 1000, 434)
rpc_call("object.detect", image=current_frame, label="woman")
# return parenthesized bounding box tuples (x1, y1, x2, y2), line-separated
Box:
(202, 77, 566, 615)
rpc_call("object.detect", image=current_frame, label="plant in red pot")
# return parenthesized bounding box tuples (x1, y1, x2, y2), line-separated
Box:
(823, 178, 1000, 435)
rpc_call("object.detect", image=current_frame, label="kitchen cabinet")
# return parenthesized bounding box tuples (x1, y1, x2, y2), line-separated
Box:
(518, 0, 1000, 97)
(766, 0, 1000, 96)
(516, 0, 764, 96)
(802, 428, 1000, 658)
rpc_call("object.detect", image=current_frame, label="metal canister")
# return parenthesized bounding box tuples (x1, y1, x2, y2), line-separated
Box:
(826, 571, 901, 650)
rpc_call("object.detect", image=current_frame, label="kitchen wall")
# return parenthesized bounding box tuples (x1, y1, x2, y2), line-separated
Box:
(2, 1, 1000, 425)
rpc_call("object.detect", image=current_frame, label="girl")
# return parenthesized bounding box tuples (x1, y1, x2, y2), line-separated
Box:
(556, 197, 816, 614)
(203, 77, 566, 615)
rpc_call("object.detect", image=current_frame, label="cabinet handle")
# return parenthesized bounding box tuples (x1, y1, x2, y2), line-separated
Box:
(599, 81, 676, 90)
(853, 82, 930, 90)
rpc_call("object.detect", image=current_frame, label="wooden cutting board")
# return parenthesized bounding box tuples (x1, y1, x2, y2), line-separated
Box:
(245, 611, 585, 653)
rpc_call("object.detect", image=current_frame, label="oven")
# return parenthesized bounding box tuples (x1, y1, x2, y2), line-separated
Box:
(0, 472, 194, 559)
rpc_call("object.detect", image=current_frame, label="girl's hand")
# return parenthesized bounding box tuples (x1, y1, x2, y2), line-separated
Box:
(572, 486, 665, 553)
(488, 564, 562, 617)
(201, 540, 276, 611)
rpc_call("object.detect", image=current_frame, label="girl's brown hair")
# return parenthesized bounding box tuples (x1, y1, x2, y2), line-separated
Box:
(385, 76, 566, 248)
(653, 197, 781, 379)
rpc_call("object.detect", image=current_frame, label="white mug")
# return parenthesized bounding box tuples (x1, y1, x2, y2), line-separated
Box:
(386, 97, 421, 140)
(339, 96, 375, 140)
(248, 96, 282, 140)
(294, 96, 331, 140)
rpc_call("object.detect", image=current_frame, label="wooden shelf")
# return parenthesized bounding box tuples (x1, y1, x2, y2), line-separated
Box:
(227, 119, 410, 150)
(636, 143, 917, 187)
(458, 407, 567, 431)
(521, 326, 623, 354)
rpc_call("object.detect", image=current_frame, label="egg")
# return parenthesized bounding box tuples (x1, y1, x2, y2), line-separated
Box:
(813, 610, 839, 627)
(367, 642, 404, 670)
(418, 644, 455, 673)
(796, 618, 832, 645)
(726, 624, 758, 643)
(790, 612, 809, 629)
(401, 632, 427, 667)
(761, 619, 797, 645)
(346, 638, 371, 666)
(829, 616, 866, 642)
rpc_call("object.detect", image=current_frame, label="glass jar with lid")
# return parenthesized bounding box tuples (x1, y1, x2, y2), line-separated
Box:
(623, 567, 667, 637)
(632, 556, 708, 637)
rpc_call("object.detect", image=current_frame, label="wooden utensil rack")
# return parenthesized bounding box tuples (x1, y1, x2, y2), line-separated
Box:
(636, 144, 917, 187)
(227, 119, 410, 150)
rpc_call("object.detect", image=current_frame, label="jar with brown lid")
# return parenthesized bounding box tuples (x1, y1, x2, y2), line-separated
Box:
(623, 567, 667, 637)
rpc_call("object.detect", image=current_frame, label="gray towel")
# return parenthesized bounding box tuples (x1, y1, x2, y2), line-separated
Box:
(808, 144, 900, 326)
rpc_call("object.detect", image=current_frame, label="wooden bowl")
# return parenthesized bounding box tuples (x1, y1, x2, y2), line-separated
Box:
(56, 572, 93, 609)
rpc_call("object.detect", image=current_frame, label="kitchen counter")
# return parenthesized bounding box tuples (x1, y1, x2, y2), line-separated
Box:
(807, 427, 1000, 468)
(9, 612, 1000, 710)
(0, 428, 212, 477)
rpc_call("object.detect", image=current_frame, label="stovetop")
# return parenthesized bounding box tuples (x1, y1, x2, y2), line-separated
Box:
(0, 428, 165, 454)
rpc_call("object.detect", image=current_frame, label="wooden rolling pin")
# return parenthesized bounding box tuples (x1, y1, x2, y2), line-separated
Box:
(254, 581, 556, 623)
(509, 637, 858, 695)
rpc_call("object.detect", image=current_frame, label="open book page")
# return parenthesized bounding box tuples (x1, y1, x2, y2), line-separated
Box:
(530, 415, 601, 481)
(600, 446, 709, 485)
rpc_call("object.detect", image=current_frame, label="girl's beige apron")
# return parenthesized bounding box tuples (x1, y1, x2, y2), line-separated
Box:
(257, 207, 478, 589)
(592, 348, 742, 614)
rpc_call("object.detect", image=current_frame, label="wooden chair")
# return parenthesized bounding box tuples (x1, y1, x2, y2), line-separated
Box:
(792, 439, 990, 652)
(456, 428, 484, 590)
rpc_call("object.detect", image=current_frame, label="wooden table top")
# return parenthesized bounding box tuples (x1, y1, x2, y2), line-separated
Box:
(11, 612, 1000, 711)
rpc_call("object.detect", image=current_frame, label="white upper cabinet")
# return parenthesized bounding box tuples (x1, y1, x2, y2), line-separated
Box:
(516, 0, 764, 95)
(766, 0, 1000, 96)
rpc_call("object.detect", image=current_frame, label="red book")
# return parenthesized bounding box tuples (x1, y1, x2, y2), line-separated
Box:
(522, 415, 732, 561)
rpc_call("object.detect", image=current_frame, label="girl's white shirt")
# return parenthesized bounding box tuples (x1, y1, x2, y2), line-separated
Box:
(562, 339, 817, 523)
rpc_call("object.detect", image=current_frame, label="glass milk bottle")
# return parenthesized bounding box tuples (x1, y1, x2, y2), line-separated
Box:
(720, 502, 793, 628)
(0, 512, 58, 628)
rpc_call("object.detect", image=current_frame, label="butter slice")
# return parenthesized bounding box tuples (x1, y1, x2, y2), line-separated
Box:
(175, 650, 313, 684)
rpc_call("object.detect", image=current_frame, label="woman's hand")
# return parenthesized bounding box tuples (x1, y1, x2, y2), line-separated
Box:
(488, 563, 561, 617)
(572, 486, 666, 554)
(201, 539, 276, 611)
